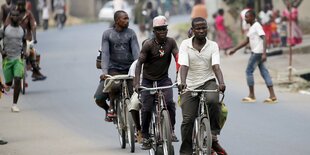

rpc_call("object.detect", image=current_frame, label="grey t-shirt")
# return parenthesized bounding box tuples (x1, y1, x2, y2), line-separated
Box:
(0, 25, 24, 59)
(101, 27, 140, 75)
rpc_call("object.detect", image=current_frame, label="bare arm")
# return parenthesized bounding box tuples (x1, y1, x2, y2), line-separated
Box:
(229, 37, 249, 55)
(29, 12, 37, 42)
(178, 65, 189, 91)
(134, 43, 148, 92)
(212, 64, 226, 92)
(260, 35, 267, 62)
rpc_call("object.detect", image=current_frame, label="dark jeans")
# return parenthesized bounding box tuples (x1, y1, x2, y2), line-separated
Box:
(140, 77, 176, 138)
(179, 79, 220, 155)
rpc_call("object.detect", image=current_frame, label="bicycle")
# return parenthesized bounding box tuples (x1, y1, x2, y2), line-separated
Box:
(103, 74, 135, 153)
(139, 82, 177, 155)
(20, 55, 27, 95)
(183, 88, 224, 155)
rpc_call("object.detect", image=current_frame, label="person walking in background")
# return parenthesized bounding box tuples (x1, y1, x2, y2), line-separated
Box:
(6, 0, 47, 82)
(41, 0, 49, 30)
(53, 0, 66, 29)
(258, 4, 273, 48)
(178, 17, 227, 155)
(0, 0, 11, 25)
(282, 1, 302, 46)
(143, 1, 158, 38)
(215, 9, 233, 55)
(191, 0, 208, 20)
(94, 10, 139, 121)
(135, 15, 179, 150)
(1, 9, 27, 112)
(229, 10, 277, 104)
(279, 16, 288, 47)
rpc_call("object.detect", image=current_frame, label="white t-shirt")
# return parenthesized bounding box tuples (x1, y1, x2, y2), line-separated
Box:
(178, 37, 220, 90)
(259, 10, 272, 25)
(42, 6, 49, 19)
(247, 22, 265, 54)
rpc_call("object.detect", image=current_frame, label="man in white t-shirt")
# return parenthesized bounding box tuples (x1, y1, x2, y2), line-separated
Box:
(229, 10, 277, 103)
(178, 17, 227, 155)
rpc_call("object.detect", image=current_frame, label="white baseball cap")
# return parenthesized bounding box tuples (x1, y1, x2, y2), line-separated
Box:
(153, 15, 168, 27)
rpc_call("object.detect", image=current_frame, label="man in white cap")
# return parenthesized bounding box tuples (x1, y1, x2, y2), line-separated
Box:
(135, 15, 180, 150)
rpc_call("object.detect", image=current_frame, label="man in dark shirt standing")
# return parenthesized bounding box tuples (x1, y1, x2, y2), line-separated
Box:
(94, 10, 140, 120)
(135, 15, 180, 150)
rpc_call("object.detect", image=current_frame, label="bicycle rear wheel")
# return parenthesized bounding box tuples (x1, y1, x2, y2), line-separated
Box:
(126, 99, 135, 153)
(117, 100, 126, 149)
(196, 117, 212, 155)
(161, 110, 174, 155)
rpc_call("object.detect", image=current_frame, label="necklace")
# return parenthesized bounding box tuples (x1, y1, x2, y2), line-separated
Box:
(154, 39, 166, 57)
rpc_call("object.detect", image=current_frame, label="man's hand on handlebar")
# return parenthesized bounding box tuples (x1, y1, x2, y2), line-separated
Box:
(100, 74, 111, 80)
(178, 83, 187, 92)
(218, 83, 226, 93)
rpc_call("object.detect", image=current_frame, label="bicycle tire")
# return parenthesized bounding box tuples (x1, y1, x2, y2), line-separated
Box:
(161, 110, 174, 155)
(196, 117, 212, 155)
(21, 74, 26, 94)
(117, 99, 126, 149)
(126, 99, 135, 153)
(21, 60, 26, 95)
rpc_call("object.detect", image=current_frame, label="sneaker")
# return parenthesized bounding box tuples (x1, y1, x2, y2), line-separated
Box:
(171, 132, 179, 142)
(11, 104, 20, 112)
(212, 140, 227, 155)
(141, 138, 152, 150)
(0, 139, 8, 145)
(107, 109, 116, 118)
(136, 130, 143, 144)
(32, 75, 47, 81)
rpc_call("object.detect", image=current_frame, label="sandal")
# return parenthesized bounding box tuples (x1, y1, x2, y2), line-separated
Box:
(241, 97, 256, 103)
(263, 98, 278, 104)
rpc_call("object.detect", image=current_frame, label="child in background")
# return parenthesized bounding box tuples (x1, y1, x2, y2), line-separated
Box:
(270, 17, 280, 48)
(280, 17, 288, 47)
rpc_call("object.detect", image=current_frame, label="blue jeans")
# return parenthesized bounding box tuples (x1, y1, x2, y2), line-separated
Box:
(246, 53, 273, 87)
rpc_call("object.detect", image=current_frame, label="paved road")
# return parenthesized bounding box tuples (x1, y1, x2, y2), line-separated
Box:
(0, 16, 310, 155)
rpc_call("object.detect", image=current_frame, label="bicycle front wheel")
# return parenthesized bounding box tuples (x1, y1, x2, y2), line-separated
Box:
(117, 100, 126, 149)
(161, 110, 174, 155)
(126, 99, 135, 153)
(197, 117, 212, 155)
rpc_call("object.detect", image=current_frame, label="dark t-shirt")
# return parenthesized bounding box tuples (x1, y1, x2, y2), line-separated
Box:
(139, 37, 178, 81)
(101, 27, 140, 75)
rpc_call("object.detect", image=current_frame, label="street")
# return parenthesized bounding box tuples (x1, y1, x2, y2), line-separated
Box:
(0, 16, 310, 155)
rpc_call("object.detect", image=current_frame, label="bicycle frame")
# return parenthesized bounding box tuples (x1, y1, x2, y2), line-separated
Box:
(184, 89, 224, 155)
(103, 74, 135, 152)
(139, 82, 177, 155)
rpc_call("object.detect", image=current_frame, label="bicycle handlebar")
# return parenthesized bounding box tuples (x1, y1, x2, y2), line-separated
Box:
(105, 74, 133, 80)
(139, 83, 178, 91)
(183, 88, 225, 103)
